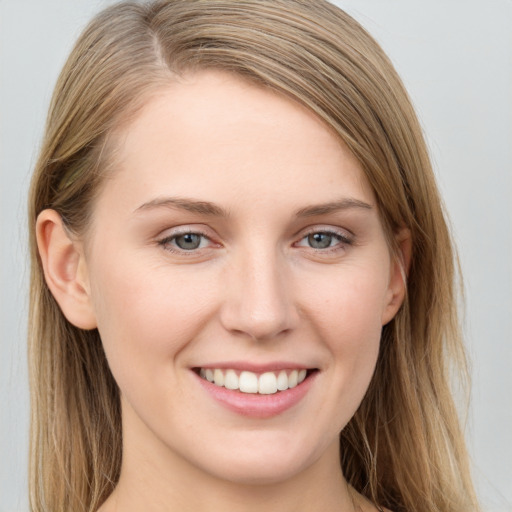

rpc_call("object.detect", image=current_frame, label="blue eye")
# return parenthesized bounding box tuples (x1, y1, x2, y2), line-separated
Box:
(174, 233, 204, 250)
(159, 232, 211, 252)
(307, 232, 336, 249)
(296, 230, 352, 250)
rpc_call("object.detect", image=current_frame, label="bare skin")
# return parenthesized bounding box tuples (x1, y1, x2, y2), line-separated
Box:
(38, 70, 406, 512)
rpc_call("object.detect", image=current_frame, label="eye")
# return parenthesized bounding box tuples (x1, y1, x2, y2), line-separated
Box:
(158, 231, 212, 253)
(295, 229, 352, 251)
(173, 233, 206, 250)
(306, 232, 336, 249)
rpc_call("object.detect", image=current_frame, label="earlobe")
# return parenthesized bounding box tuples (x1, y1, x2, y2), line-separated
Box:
(381, 228, 412, 325)
(36, 209, 97, 330)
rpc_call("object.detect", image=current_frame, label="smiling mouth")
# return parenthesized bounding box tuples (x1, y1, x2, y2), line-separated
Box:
(195, 368, 316, 395)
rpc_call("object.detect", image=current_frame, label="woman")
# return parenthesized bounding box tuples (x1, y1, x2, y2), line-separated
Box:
(28, 1, 480, 511)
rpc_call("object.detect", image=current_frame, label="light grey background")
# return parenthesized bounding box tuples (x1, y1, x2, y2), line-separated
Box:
(1, 1, 510, 511)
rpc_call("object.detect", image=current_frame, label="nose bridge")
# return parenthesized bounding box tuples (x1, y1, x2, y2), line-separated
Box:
(220, 241, 298, 340)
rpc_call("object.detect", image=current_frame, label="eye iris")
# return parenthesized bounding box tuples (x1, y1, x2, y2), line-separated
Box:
(175, 233, 202, 250)
(308, 232, 333, 249)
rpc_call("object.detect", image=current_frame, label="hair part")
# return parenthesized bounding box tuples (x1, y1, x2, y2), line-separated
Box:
(28, 1, 479, 511)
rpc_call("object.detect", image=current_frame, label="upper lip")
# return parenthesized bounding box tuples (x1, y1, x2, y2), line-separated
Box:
(193, 361, 316, 373)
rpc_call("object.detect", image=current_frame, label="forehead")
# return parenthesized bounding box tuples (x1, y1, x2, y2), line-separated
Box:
(96, 70, 375, 218)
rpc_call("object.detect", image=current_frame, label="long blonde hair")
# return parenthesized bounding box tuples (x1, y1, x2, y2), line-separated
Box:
(28, 1, 479, 511)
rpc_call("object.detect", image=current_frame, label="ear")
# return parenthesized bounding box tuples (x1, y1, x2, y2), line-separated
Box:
(36, 209, 97, 330)
(381, 228, 412, 325)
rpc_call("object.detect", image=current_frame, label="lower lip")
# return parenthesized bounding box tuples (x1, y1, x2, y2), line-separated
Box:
(194, 371, 317, 419)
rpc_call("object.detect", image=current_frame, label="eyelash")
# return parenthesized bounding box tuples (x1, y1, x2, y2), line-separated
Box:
(157, 228, 353, 255)
(294, 229, 353, 253)
(157, 229, 213, 255)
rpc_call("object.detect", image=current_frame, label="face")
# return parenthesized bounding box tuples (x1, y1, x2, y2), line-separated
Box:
(79, 71, 404, 485)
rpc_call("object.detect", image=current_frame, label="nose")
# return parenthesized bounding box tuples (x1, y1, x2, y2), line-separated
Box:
(219, 248, 300, 341)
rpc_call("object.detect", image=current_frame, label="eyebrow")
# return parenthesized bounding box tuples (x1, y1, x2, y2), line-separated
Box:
(134, 196, 372, 218)
(134, 197, 229, 217)
(294, 198, 373, 217)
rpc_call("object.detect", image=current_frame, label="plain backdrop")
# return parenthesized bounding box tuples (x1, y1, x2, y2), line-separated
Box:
(1, 1, 511, 511)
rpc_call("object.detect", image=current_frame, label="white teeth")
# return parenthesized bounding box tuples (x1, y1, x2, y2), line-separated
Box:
(224, 369, 239, 390)
(200, 368, 310, 394)
(288, 370, 298, 388)
(258, 372, 278, 394)
(276, 370, 288, 391)
(239, 371, 259, 393)
(213, 369, 225, 387)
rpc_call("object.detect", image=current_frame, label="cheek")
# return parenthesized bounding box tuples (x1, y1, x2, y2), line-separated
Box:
(88, 253, 218, 388)
(301, 264, 387, 399)
(304, 261, 389, 340)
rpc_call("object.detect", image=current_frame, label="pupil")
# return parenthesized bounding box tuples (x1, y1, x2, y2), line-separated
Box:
(176, 233, 201, 250)
(308, 233, 332, 249)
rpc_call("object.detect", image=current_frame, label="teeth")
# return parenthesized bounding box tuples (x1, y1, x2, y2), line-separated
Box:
(224, 369, 239, 390)
(239, 371, 259, 393)
(258, 372, 278, 394)
(213, 369, 225, 387)
(277, 370, 288, 391)
(199, 368, 309, 394)
(288, 369, 298, 388)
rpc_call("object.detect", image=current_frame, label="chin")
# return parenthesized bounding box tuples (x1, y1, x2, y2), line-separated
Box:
(185, 431, 330, 486)
(204, 456, 310, 486)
